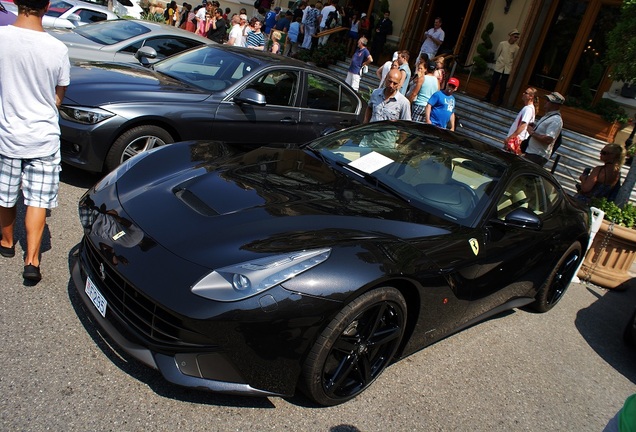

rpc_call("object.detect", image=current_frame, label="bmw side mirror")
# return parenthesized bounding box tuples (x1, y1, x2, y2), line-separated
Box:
(234, 89, 266, 106)
(135, 46, 157, 67)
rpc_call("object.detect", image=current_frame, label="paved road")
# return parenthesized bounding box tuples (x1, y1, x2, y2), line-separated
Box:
(1, 164, 635, 431)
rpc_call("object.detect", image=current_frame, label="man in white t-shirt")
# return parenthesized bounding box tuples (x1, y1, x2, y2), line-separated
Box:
(318, 0, 335, 46)
(0, 0, 70, 282)
(419, 17, 444, 60)
(226, 14, 244, 46)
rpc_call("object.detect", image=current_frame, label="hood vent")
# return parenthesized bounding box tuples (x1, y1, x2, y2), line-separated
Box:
(174, 187, 218, 217)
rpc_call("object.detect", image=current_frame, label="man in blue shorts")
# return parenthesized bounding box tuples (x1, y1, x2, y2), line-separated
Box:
(0, 0, 70, 282)
(425, 77, 459, 131)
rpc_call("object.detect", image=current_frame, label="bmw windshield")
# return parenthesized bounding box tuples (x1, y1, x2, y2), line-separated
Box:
(153, 46, 259, 92)
(75, 19, 150, 45)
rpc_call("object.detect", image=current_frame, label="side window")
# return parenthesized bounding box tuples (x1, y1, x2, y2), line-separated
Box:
(75, 9, 108, 23)
(540, 176, 560, 213)
(138, 37, 203, 60)
(496, 175, 547, 220)
(306, 73, 358, 113)
(246, 70, 298, 106)
(306, 74, 339, 111)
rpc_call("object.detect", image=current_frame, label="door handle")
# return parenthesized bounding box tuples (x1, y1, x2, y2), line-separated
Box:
(280, 118, 298, 124)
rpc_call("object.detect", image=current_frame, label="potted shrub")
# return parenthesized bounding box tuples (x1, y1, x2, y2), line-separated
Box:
(577, 198, 636, 289)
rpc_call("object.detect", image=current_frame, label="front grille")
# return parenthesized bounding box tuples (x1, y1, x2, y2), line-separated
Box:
(80, 237, 208, 346)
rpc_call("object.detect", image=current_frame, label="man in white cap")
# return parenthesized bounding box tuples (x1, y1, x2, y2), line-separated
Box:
(482, 29, 520, 105)
(524, 92, 565, 166)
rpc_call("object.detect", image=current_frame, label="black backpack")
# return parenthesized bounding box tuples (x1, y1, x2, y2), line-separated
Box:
(325, 11, 338, 29)
(164, 8, 170, 20)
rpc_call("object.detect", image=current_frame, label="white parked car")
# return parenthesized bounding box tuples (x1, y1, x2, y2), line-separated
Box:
(43, 0, 118, 28)
(48, 19, 210, 64)
(80, 0, 143, 19)
(0, 0, 119, 28)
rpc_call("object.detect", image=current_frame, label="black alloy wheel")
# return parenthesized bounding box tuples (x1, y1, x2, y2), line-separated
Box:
(531, 241, 582, 312)
(301, 287, 407, 406)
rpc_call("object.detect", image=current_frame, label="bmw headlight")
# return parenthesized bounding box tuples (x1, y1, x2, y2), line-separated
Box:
(59, 106, 115, 124)
(191, 248, 331, 302)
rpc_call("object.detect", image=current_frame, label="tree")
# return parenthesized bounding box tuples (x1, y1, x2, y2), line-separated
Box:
(473, 22, 494, 75)
(606, 0, 636, 207)
(605, 0, 636, 83)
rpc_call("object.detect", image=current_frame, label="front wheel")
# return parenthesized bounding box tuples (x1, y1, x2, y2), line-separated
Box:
(530, 241, 582, 313)
(105, 125, 173, 172)
(301, 287, 407, 406)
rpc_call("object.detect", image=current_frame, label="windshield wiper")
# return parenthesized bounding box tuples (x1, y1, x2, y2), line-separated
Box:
(305, 147, 327, 164)
(335, 161, 411, 203)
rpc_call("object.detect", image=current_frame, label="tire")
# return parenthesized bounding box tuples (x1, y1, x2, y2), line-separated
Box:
(623, 308, 636, 348)
(301, 287, 407, 406)
(530, 241, 582, 313)
(105, 125, 173, 172)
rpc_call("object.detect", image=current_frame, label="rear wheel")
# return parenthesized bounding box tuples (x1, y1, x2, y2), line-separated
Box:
(105, 125, 173, 172)
(531, 241, 582, 313)
(623, 308, 636, 347)
(301, 287, 407, 406)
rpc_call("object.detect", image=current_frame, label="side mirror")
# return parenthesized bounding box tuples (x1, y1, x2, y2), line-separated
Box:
(501, 208, 543, 230)
(135, 46, 157, 67)
(234, 88, 266, 106)
(67, 13, 81, 22)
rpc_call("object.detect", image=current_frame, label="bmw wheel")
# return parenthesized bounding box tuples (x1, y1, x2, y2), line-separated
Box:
(531, 241, 582, 313)
(105, 125, 173, 172)
(301, 287, 407, 406)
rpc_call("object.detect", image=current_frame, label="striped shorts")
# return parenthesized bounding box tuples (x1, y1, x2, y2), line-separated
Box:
(411, 103, 427, 123)
(0, 150, 62, 209)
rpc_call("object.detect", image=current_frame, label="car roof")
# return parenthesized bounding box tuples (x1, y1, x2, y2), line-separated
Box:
(210, 45, 351, 81)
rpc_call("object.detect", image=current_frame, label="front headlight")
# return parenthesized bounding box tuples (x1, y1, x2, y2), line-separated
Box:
(191, 248, 331, 302)
(59, 106, 115, 124)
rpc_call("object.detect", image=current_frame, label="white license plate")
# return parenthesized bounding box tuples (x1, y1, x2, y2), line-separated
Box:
(85, 276, 107, 318)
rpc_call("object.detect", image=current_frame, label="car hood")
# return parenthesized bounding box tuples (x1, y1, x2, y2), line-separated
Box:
(63, 62, 209, 106)
(114, 144, 452, 268)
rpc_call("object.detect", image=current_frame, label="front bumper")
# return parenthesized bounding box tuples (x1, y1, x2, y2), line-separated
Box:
(60, 116, 124, 172)
(71, 258, 285, 397)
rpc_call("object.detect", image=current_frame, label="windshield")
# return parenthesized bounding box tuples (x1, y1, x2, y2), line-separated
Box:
(308, 123, 506, 226)
(154, 46, 258, 92)
(75, 19, 149, 45)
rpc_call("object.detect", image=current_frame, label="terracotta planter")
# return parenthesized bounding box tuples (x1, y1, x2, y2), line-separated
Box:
(559, 106, 622, 143)
(578, 220, 636, 289)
